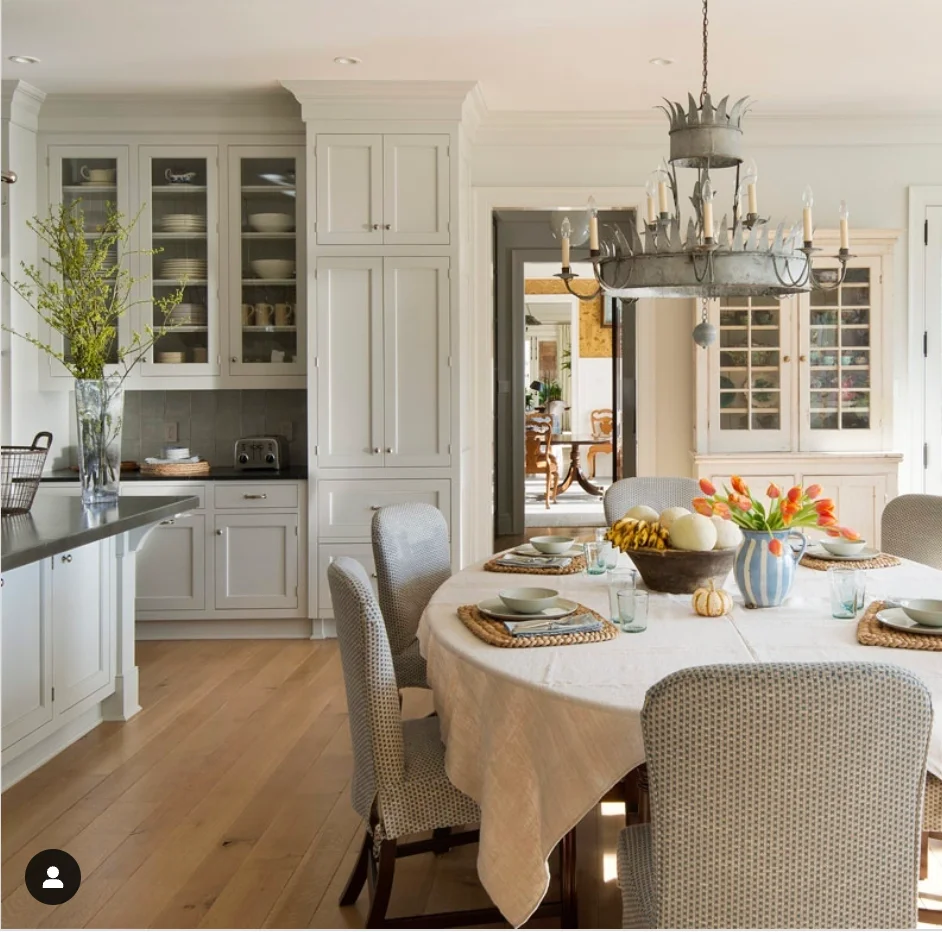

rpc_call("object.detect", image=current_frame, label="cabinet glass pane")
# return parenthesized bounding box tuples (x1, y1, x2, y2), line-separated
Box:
(60, 157, 120, 365)
(148, 157, 209, 366)
(237, 157, 298, 366)
(717, 296, 783, 433)
(808, 267, 871, 431)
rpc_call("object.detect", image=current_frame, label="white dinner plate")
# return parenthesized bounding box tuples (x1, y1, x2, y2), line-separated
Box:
(477, 597, 579, 622)
(875, 607, 942, 637)
(513, 543, 584, 558)
(806, 544, 881, 562)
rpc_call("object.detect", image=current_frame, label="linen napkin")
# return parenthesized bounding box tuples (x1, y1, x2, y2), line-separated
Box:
(503, 613, 602, 637)
(495, 554, 573, 569)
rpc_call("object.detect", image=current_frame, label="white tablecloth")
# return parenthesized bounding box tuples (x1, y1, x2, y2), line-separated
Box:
(417, 556, 942, 928)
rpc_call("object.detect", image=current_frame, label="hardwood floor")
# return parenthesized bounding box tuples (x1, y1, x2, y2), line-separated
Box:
(2, 640, 939, 928)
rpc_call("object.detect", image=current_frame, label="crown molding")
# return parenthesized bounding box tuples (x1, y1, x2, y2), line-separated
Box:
(2, 80, 46, 131)
(281, 79, 480, 123)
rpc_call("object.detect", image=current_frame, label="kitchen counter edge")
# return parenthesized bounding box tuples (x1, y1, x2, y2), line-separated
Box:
(41, 466, 308, 483)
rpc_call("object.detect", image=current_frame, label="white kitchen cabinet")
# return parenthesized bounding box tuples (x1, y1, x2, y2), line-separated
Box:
(802, 473, 887, 547)
(316, 257, 450, 468)
(317, 543, 378, 615)
(136, 513, 206, 613)
(214, 513, 299, 611)
(315, 134, 449, 245)
(1, 563, 53, 749)
(51, 541, 111, 713)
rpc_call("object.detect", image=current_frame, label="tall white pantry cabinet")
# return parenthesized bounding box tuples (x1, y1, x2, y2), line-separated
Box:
(302, 107, 462, 627)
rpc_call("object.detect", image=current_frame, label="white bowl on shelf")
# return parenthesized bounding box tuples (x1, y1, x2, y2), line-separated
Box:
(248, 213, 295, 233)
(251, 258, 295, 280)
(156, 351, 185, 364)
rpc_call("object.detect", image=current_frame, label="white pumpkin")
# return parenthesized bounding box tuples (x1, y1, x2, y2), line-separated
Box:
(692, 580, 733, 617)
(669, 513, 718, 552)
(711, 515, 743, 550)
(625, 504, 659, 523)
(658, 506, 691, 532)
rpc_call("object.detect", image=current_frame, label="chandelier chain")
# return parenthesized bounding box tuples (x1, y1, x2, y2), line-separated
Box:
(701, 0, 709, 104)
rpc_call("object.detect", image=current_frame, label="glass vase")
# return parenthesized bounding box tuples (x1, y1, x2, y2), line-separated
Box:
(74, 377, 124, 505)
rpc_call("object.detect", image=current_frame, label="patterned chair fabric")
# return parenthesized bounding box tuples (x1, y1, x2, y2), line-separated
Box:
(927, 773, 942, 832)
(371, 503, 452, 691)
(327, 557, 480, 841)
(617, 663, 932, 929)
(603, 476, 700, 525)
(881, 494, 942, 570)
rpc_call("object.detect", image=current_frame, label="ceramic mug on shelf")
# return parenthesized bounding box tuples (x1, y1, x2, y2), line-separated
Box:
(254, 303, 275, 326)
(274, 303, 295, 326)
(241, 303, 255, 326)
(80, 165, 116, 184)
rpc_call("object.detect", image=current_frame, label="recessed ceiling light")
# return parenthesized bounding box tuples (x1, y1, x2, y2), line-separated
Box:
(649, 57, 674, 66)
(8, 55, 40, 65)
(333, 56, 361, 66)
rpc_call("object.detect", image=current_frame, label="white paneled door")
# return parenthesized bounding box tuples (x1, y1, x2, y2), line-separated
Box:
(315, 135, 383, 245)
(926, 206, 942, 494)
(382, 135, 450, 245)
(316, 258, 384, 467)
(383, 258, 451, 466)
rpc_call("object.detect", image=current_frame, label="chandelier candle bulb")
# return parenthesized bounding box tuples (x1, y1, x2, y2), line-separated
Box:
(588, 196, 600, 251)
(839, 200, 850, 251)
(645, 178, 658, 224)
(744, 158, 759, 215)
(701, 178, 715, 242)
(560, 216, 571, 269)
(802, 185, 815, 244)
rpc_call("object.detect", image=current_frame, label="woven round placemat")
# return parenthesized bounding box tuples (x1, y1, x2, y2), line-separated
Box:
(801, 552, 901, 572)
(457, 603, 617, 648)
(483, 553, 587, 575)
(857, 600, 942, 652)
(139, 459, 211, 477)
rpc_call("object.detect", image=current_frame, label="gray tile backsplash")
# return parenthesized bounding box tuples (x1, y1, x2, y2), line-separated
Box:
(122, 390, 307, 466)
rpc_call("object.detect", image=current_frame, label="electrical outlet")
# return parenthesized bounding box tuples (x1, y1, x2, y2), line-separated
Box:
(277, 421, 294, 442)
(164, 423, 178, 443)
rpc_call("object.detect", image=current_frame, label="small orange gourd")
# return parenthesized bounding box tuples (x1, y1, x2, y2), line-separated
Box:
(692, 579, 733, 617)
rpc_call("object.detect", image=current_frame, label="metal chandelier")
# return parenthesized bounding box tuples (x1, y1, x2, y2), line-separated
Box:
(553, 0, 853, 346)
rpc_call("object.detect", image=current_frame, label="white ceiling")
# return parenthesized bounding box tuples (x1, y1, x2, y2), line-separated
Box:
(4, 0, 942, 113)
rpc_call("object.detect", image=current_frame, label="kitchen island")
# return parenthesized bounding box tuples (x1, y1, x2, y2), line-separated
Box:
(1, 493, 198, 788)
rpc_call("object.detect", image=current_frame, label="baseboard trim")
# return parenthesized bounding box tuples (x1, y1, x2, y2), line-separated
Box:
(136, 619, 315, 640)
(311, 619, 337, 640)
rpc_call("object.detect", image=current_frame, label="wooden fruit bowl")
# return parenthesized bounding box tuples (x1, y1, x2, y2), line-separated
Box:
(624, 547, 736, 594)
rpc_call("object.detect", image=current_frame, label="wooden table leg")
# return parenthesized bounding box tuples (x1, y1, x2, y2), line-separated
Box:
(556, 444, 604, 498)
(560, 827, 578, 928)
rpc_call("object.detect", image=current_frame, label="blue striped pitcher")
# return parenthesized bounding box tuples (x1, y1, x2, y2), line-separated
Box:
(735, 529, 808, 609)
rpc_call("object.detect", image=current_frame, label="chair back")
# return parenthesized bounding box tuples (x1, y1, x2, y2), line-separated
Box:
(642, 663, 931, 929)
(603, 476, 699, 524)
(327, 557, 405, 822)
(524, 415, 554, 473)
(371, 503, 451, 659)
(881, 493, 942, 569)
(590, 408, 613, 440)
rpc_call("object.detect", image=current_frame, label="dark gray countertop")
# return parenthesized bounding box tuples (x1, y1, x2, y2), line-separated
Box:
(41, 465, 308, 483)
(1, 495, 200, 572)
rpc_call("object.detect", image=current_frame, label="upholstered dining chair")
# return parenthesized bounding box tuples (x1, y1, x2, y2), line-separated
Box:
(617, 663, 932, 929)
(587, 408, 614, 479)
(525, 414, 559, 509)
(881, 493, 942, 570)
(371, 502, 451, 693)
(328, 557, 492, 928)
(603, 476, 700, 525)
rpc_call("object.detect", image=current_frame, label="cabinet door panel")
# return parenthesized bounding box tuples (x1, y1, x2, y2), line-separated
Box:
(1, 563, 53, 749)
(317, 478, 451, 539)
(802, 474, 886, 547)
(317, 544, 378, 613)
(383, 135, 450, 245)
(215, 514, 299, 611)
(53, 542, 111, 713)
(316, 135, 383, 245)
(316, 258, 384, 467)
(137, 514, 206, 612)
(383, 258, 451, 467)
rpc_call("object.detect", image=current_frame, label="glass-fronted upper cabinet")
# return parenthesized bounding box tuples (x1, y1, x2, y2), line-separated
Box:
(228, 146, 305, 375)
(138, 146, 219, 376)
(46, 147, 130, 379)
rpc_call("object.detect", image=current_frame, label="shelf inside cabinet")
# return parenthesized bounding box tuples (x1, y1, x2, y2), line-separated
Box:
(241, 232, 296, 240)
(151, 185, 208, 194)
(241, 279, 297, 286)
(62, 185, 116, 194)
(242, 325, 297, 333)
(241, 185, 296, 194)
(153, 279, 208, 286)
(153, 232, 207, 240)
(166, 326, 209, 333)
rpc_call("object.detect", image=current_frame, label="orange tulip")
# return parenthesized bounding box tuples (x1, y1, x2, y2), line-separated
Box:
(840, 527, 861, 541)
(805, 484, 823, 499)
(731, 475, 749, 496)
(780, 500, 799, 523)
(712, 501, 731, 519)
(826, 528, 842, 537)
(730, 494, 752, 512)
(814, 498, 836, 515)
(766, 483, 781, 499)
(817, 514, 838, 527)
(692, 497, 714, 517)
(786, 486, 802, 503)
(768, 538, 783, 557)
(699, 478, 716, 496)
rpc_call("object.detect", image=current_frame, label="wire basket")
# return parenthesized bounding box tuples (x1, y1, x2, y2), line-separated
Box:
(1, 432, 53, 516)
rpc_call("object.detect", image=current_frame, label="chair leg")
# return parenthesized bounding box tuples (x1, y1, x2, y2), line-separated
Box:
(432, 826, 452, 856)
(560, 827, 578, 928)
(922, 831, 930, 882)
(339, 830, 371, 906)
(588, 451, 596, 479)
(366, 838, 397, 929)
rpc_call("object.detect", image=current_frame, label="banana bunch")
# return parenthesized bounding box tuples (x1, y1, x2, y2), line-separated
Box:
(606, 517, 670, 552)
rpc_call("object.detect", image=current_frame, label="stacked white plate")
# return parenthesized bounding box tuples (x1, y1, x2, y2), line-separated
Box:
(156, 351, 185, 364)
(160, 213, 206, 233)
(160, 258, 207, 280)
(168, 303, 207, 326)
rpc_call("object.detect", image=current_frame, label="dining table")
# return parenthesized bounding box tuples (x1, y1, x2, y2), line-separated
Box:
(550, 436, 606, 498)
(416, 552, 942, 928)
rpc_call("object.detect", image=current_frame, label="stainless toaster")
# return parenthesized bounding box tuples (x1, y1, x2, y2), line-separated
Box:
(234, 435, 289, 471)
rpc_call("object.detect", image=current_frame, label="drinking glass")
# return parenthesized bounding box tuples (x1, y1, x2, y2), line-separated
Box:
(583, 541, 606, 575)
(608, 569, 637, 622)
(616, 589, 649, 633)
(828, 566, 860, 619)
(594, 528, 607, 543)
(601, 540, 619, 570)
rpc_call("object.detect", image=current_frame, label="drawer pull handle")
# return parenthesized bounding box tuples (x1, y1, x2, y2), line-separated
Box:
(159, 518, 175, 526)
(61, 554, 73, 564)
(243, 493, 268, 500)
(370, 505, 382, 511)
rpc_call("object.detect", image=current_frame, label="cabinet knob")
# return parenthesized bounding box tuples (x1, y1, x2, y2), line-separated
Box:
(370, 572, 378, 579)
(159, 518, 175, 526)
(383, 224, 391, 230)
(216, 529, 224, 536)
(783, 355, 791, 362)
(231, 356, 238, 363)
(371, 223, 381, 231)
(61, 554, 72, 563)
(799, 354, 807, 362)
(385, 447, 393, 454)
(370, 505, 382, 511)
(372, 447, 380, 454)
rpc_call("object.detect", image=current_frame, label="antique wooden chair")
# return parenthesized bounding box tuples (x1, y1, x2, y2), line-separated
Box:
(587, 408, 614, 478)
(525, 414, 558, 509)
